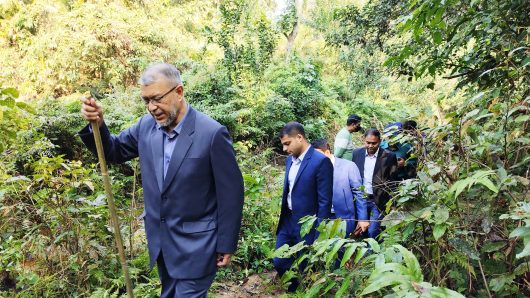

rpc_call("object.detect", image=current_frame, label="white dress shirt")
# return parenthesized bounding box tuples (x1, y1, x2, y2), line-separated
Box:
(287, 145, 311, 210)
(363, 149, 378, 195)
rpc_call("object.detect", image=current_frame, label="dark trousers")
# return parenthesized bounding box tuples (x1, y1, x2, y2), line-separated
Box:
(273, 211, 311, 292)
(365, 200, 385, 240)
(157, 253, 216, 298)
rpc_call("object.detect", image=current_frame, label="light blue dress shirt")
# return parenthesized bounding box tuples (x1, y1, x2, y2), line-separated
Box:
(330, 155, 336, 213)
(157, 105, 189, 179)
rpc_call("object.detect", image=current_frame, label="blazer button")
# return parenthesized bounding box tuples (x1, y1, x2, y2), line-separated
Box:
(161, 217, 166, 223)
(162, 196, 167, 200)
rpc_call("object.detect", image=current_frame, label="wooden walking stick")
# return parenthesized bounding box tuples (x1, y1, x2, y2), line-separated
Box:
(91, 119, 134, 298)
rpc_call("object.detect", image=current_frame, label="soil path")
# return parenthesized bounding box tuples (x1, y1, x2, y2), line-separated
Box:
(212, 272, 285, 297)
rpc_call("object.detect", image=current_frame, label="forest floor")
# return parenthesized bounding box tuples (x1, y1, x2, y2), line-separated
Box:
(212, 271, 284, 298)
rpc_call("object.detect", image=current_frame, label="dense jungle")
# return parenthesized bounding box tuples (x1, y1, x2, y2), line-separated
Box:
(0, 0, 528, 297)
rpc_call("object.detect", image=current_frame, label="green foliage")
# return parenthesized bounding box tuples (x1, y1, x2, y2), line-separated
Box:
(448, 170, 499, 199)
(217, 166, 280, 280)
(273, 216, 464, 297)
(312, 0, 446, 128)
(186, 54, 349, 146)
(268, 57, 326, 121)
(368, 0, 529, 296)
(0, 86, 33, 152)
(361, 244, 465, 297)
(0, 92, 153, 296)
(501, 202, 530, 259)
(276, 0, 297, 37)
(272, 0, 530, 296)
(207, 0, 277, 82)
(325, 0, 403, 52)
(0, 152, 125, 295)
(0, 95, 285, 296)
(0, 0, 218, 96)
(1, 0, 528, 296)
(388, 0, 530, 92)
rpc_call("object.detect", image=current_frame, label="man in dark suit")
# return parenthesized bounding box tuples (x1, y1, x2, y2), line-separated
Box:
(273, 122, 333, 292)
(79, 63, 244, 297)
(351, 128, 397, 239)
(311, 139, 366, 237)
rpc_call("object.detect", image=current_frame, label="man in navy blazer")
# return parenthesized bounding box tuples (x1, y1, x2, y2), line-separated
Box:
(79, 63, 244, 297)
(273, 122, 333, 292)
(311, 139, 367, 237)
(351, 128, 397, 239)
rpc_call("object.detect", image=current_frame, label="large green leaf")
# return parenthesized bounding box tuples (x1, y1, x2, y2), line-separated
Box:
(477, 177, 498, 194)
(0, 98, 15, 108)
(481, 241, 506, 253)
(449, 170, 499, 198)
(515, 242, 530, 259)
(271, 241, 306, 258)
(339, 243, 357, 268)
(1, 87, 19, 98)
(299, 216, 317, 238)
(369, 262, 408, 277)
(314, 239, 335, 258)
(361, 272, 411, 295)
(429, 286, 466, 297)
(354, 247, 369, 264)
(395, 245, 423, 282)
(328, 218, 343, 238)
(335, 277, 351, 297)
(489, 275, 514, 292)
(509, 227, 530, 238)
(448, 178, 471, 199)
(326, 239, 348, 266)
(434, 206, 449, 224)
(433, 224, 447, 241)
(365, 238, 381, 253)
(449, 238, 480, 260)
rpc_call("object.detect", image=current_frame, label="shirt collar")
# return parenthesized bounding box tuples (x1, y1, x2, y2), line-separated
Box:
(156, 103, 190, 137)
(294, 145, 311, 164)
(330, 154, 336, 166)
(365, 148, 379, 158)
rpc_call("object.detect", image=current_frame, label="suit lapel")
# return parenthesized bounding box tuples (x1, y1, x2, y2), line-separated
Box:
(150, 126, 164, 192)
(161, 107, 196, 194)
(293, 146, 313, 189)
(356, 150, 365, 179)
(373, 149, 384, 182)
(283, 157, 293, 204)
(284, 157, 293, 190)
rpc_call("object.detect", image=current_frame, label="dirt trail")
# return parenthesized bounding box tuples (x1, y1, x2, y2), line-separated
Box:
(212, 272, 284, 297)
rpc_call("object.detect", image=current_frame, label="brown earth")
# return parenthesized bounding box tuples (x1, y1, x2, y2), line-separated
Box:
(211, 271, 286, 298)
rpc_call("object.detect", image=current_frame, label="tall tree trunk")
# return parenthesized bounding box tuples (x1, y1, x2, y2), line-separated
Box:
(285, 0, 302, 59)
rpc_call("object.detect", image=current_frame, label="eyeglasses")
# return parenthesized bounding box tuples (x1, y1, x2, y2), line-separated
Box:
(141, 85, 178, 105)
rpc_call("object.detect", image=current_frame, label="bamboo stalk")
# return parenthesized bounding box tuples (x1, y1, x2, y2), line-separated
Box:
(91, 121, 134, 298)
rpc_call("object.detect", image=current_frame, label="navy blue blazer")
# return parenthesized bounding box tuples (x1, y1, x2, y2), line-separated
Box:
(332, 157, 364, 236)
(351, 148, 397, 211)
(79, 106, 244, 279)
(277, 146, 333, 241)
